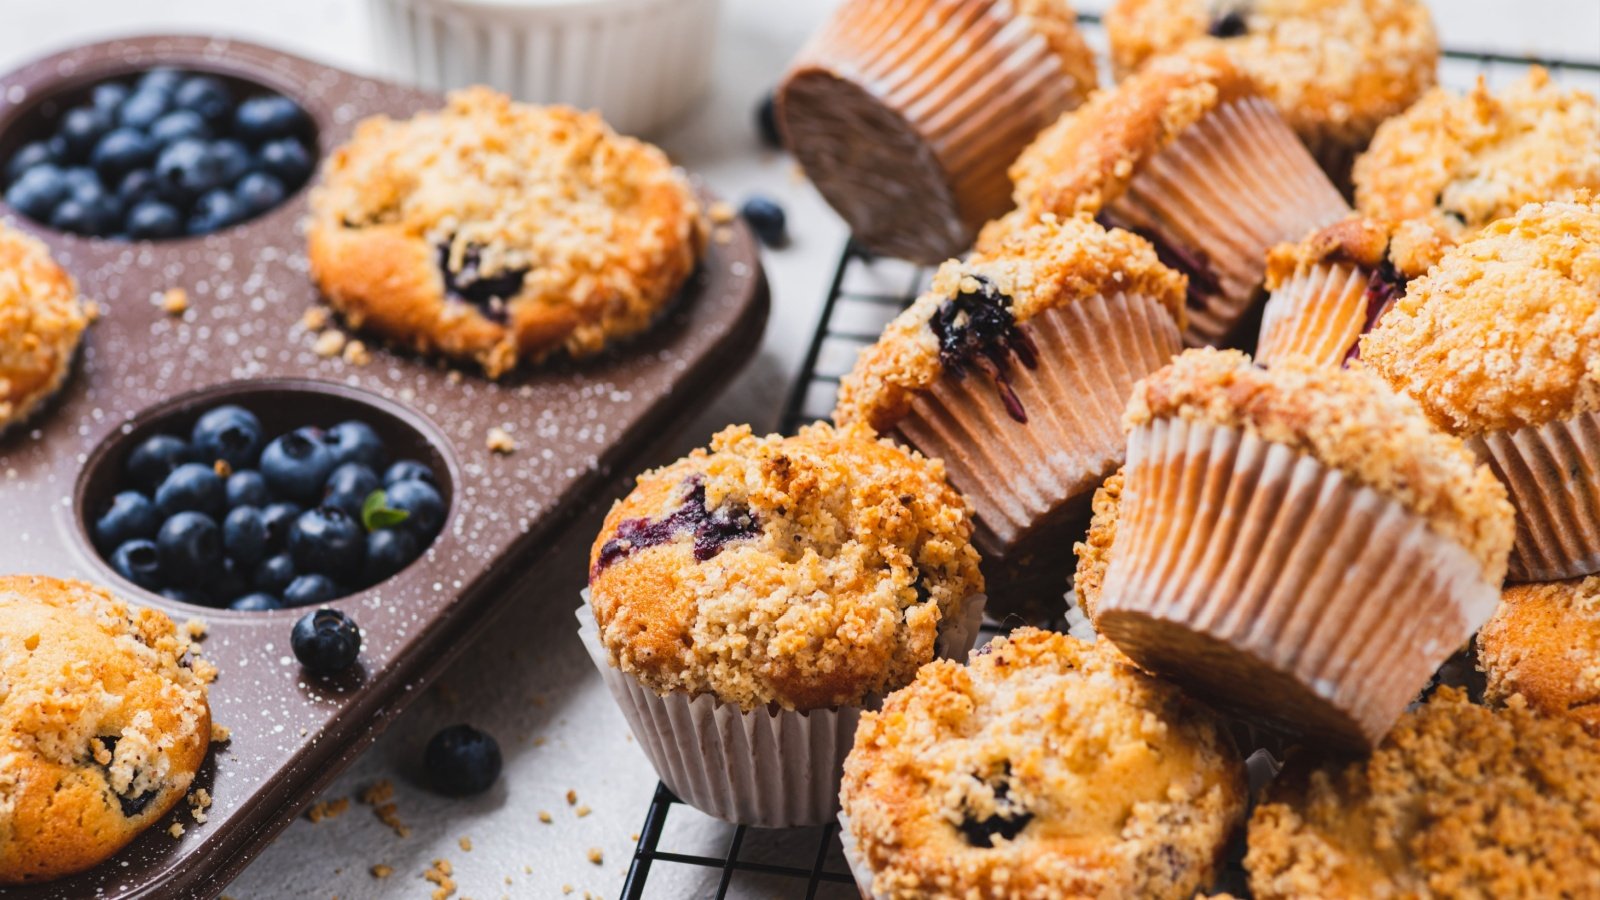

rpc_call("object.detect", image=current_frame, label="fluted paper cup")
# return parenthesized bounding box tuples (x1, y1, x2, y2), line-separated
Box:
(1255, 261, 1374, 368)
(837, 812, 883, 900)
(779, 0, 1094, 263)
(894, 291, 1181, 614)
(1096, 417, 1498, 749)
(576, 591, 985, 826)
(1469, 409, 1600, 582)
(1100, 96, 1349, 348)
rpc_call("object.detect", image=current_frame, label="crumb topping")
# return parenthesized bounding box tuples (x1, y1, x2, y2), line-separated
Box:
(1361, 198, 1600, 435)
(1246, 687, 1600, 898)
(834, 214, 1186, 432)
(1127, 348, 1514, 579)
(1354, 68, 1600, 248)
(1071, 467, 1124, 622)
(1008, 51, 1256, 220)
(1479, 577, 1600, 739)
(1264, 215, 1438, 288)
(587, 422, 984, 711)
(1105, 0, 1438, 152)
(841, 628, 1245, 899)
(0, 223, 87, 430)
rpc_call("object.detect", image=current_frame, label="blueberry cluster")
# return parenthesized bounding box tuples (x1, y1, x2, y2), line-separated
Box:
(94, 404, 445, 610)
(4, 68, 315, 239)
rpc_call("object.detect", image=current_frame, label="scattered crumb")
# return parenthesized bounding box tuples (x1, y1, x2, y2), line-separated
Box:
(158, 287, 188, 315)
(523, 866, 532, 875)
(587, 848, 603, 866)
(446, 370, 464, 385)
(83, 300, 102, 322)
(374, 803, 410, 838)
(459, 836, 473, 852)
(486, 426, 516, 454)
(211, 723, 232, 743)
(575, 805, 591, 818)
(538, 811, 553, 824)
(422, 858, 456, 900)
(301, 307, 330, 331)
(314, 329, 347, 358)
(189, 788, 212, 824)
(563, 886, 573, 895)
(566, 790, 578, 806)
(533, 737, 548, 747)
(630, 833, 639, 842)
(371, 864, 392, 879)
(714, 227, 734, 245)
(342, 339, 371, 366)
(183, 619, 208, 640)
(708, 201, 736, 224)
(505, 876, 513, 885)
(360, 781, 393, 805)
(169, 822, 185, 838)
(212, 459, 233, 478)
(306, 797, 350, 824)
(360, 780, 411, 837)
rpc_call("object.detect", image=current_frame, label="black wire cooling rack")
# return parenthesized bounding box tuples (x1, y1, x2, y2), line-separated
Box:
(621, 26, 1600, 900)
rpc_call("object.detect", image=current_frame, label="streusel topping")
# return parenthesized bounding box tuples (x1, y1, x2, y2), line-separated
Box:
(1071, 467, 1123, 621)
(1265, 214, 1453, 288)
(0, 224, 86, 429)
(1354, 68, 1600, 248)
(1127, 348, 1514, 579)
(1246, 687, 1600, 899)
(587, 422, 984, 711)
(1478, 577, 1600, 739)
(1361, 198, 1600, 436)
(834, 213, 1186, 432)
(841, 628, 1245, 900)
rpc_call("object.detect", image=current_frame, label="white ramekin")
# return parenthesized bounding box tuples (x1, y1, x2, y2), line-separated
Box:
(366, 0, 721, 135)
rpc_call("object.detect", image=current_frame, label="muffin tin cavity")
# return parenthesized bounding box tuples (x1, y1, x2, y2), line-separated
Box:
(76, 380, 455, 612)
(0, 67, 318, 240)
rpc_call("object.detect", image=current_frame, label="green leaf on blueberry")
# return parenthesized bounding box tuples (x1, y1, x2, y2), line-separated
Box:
(361, 490, 411, 532)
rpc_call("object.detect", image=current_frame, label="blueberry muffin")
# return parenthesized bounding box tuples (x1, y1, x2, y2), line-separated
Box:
(0, 575, 212, 883)
(307, 87, 705, 377)
(1246, 687, 1600, 898)
(1104, 0, 1439, 184)
(839, 628, 1246, 899)
(835, 214, 1185, 613)
(1363, 199, 1600, 581)
(1070, 466, 1123, 623)
(779, 0, 1098, 263)
(1478, 577, 1600, 739)
(1003, 52, 1349, 346)
(1354, 69, 1600, 260)
(0, 222, 88, 431)
(1098, 348, 1514, 748)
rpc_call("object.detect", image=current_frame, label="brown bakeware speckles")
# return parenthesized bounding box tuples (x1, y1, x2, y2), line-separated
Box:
(0, 36, 768, 900)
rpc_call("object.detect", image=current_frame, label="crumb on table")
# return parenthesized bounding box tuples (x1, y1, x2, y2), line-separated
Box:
(487, 426, 517, 454)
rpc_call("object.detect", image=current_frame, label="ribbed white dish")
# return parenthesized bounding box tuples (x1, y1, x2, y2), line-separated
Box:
(367, 0, 721, 135)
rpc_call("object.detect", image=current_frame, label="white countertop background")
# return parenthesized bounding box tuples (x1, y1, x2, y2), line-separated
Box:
(0, 2, 1595, 897)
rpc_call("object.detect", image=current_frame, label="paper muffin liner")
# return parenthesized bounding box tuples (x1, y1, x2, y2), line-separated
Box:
(576, 590, 986, 827)
(780, 0, 1093, 263)
(837, 812, 883, 900)
(1468, 409, 1600, 582)
(1104, 96, 1350, 348)
(894, 292, 1181, 608)
(1255, 261, 1373, 368)
(1096, 417, 1498, 748)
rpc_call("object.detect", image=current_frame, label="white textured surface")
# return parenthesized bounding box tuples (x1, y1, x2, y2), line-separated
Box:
(0, 2, 1594, 898)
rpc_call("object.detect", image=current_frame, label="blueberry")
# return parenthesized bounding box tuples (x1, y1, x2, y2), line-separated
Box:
(230, 592, 281, 612)
(260, 428, 336, 506)
(234, 95, 308, 143)
(117, 89, 171, 131)
(386, 479, 445, 538)
(283, 573, 339, 608)
(94, 490, 160, 551)
(223, 505, 269, 566)
(253, 552, 296, 594)
(61, 166, 98, 192)
(91, 128, 158, 180)
(1208, 10, 1248, 37)
(50, 184, 121, 236)
(188, 188, 240, 235)
(260, 501, 302, 551)
(91, 82, 131, 115)
(233, 171, 285, 217)
(191, 404, 263, 468)
(125, 200, 183, 240)
(215, 555, 250, 601)
(110, 538, 163, 589)
(155, 462, 226, 518)
(424, 725, 502, 796)
(173, 75, 232, 124)
(383, 459, 435, 487)
(257, 138, 312, 185)
(125, 434, 194, 492)
(290, 607, 360, 673)
(322, 462, 381, 520)
(324, 421, 386, 470)
(117, 168, 162, 206)
(363, 526, 419, 584)
(155, 511, 222, 584)
(160, 586, 213, 606)
(5, 165, 70, 219)
(59, 106, 113, 160)
(148, 110, 210, 146)
(289, 506, 365, 582)
(137, 67, 184, 96)
(740, 196, 787, 247)
(226, 469, 270, 508)
(5, 140, 56, 183)
(154, 138, 225, 200)
(756, 91, 782, 149)
(210, 139, 252, 184)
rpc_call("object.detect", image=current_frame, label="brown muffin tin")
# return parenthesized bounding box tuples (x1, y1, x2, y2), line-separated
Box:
(0, 35, 768, 899)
